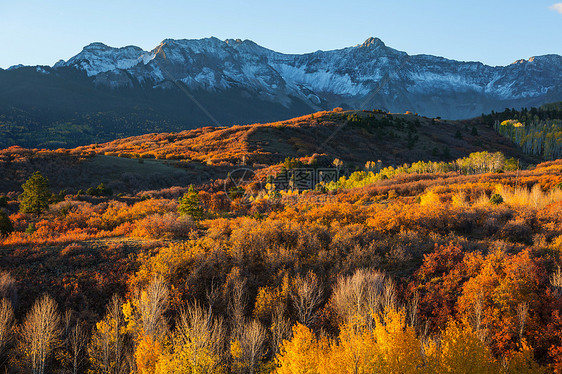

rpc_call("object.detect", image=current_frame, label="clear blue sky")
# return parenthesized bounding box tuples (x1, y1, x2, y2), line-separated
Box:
(1, 0, 561, 69)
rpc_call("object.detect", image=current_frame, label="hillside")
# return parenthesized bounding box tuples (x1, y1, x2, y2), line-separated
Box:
(2, 107, 562, 372)
(0, 109, 539, 194)
(0, 150, 561, 371)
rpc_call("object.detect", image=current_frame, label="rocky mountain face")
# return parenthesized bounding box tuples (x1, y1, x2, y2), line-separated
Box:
(1, 37, 561, 147)
(50, 37, 562, 119)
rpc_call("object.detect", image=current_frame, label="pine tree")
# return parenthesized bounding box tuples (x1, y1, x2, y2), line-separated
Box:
(178, 185, 204, 221)
(19, 172, 50, 215)
(455, 129, 462, 139)
(0, 211, 13, 238)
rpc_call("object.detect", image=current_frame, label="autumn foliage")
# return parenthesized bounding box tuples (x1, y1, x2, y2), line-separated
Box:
(0, 146, 561, 372)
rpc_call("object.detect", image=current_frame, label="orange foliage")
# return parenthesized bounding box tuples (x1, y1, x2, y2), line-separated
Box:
(135, 335, 165, 374)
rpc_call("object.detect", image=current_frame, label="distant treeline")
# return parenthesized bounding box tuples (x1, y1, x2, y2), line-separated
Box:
(319, 151, 517, 191)
(483, 103, 562, 160)
(481, 102, 562, 125)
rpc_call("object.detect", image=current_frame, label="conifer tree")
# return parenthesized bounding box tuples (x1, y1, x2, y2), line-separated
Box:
(19, 172, 50, 215)
(178, 185, 204, 221)
(0, 211, 13, 238)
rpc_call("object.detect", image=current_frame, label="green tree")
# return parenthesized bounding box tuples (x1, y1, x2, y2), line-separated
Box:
(19, 172, 50, 215)
(0, 211, 13, 238)
(178, 185, 204, 221)
(86, 183, 113, 197)
(283, 157, 303, 170)
(455, 129, 463, 139)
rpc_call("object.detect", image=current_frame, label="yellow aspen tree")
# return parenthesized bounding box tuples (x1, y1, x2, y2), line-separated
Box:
(320, 325, 379, 374)
(123, 277, 169, 373)
(505, 341, 546, 374)
(88, 295, 129, 374)
(276, 323, 324, 374)
(155, 302, 226, 374)
(370, 308, 424, 374)
(424, 320, 499, 374)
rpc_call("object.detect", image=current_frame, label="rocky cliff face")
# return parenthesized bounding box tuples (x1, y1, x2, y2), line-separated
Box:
(49, 36, 562, 119)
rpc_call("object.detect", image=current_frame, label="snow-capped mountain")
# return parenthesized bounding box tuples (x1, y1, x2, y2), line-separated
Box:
(51, 36, 562, 119)
(1, 36, 562, 149)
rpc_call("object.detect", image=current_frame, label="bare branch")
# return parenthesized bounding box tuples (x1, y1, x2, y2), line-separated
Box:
(19, 294, 60, 374)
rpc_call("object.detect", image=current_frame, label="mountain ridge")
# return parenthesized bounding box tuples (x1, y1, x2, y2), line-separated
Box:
(1, 37, 561, 148)
(43, 37, 562, 116)
(49, 36, 556, 69)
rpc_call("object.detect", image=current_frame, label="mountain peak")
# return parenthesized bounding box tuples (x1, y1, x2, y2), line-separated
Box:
(83, 42, 111, 51)
(225, 38, 244, 45)
(360, 37, 385, 48)
(40, 36, 562, 120)
(160, 36, 222, 45)
(7, 64, 25, 71)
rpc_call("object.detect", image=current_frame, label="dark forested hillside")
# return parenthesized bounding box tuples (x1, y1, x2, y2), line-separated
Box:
(0, 67, 312, 148)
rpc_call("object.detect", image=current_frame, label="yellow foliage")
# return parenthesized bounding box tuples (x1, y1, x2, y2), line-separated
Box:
(452, 190, 468, 207)
(505, 341, 546, 374)
(154, 343, 225, 374)
(424, 320, 499, 374)
(254, 276, 290, 320)
(322, 308, 423, 373)
(419, 189, 441, 206)
(276, 323, 324, 374)
(122, 300, 139, 334)
(136, 334, 165, 374)
(274, 309, 542, 374)
(321, 326, 376, 373)
(277, 309, 424, 374)
(370, 308, 424, 373)
(88, 305, 128, 374)
(130, 241, 203, 288)
(495, 184, 562, 209)
(230, 339, 243, 361)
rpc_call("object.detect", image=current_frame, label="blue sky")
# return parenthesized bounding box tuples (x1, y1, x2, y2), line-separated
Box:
(1, 0, 561, 69)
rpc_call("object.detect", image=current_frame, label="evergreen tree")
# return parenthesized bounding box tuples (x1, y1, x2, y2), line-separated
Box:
(19, 172, 50, 215)
(0, 210, 13, 238)
(454, 129, 462, 139)
(86, 183, 113, 197)
(442, 146, 451, 159)
(178, 185, 204, 221)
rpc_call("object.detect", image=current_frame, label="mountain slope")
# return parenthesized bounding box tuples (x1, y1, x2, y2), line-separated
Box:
(53, 36, 562, 117)
(2, 37, 562, 148)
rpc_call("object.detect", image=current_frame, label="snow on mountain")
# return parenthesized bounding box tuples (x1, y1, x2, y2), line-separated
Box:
(52, 37, 562, 119)
(55, 42, 150, 76)
(7, 64, 25, 71)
